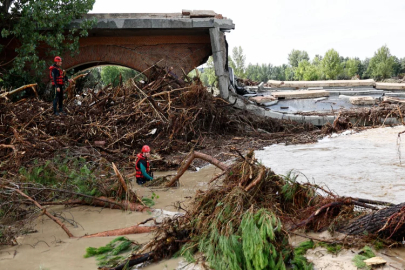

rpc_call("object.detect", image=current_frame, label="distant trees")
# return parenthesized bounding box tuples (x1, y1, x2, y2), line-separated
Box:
(200, 56, 217, 87)
(288, 49, 309, 67)
(344, 58, 360, 78)
(229, 46, 246, 78)
(295, 60, 320, 81)
(100, 66, 140, 87)
(198, 45, 404, 88)
(321, 49, 343, 80)
(367, 45, 395, 80)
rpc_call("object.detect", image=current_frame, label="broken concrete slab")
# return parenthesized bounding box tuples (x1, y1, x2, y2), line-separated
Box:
(189, 10, 217, 18)
(385, 92, 405, 97)
(258, 82, 265, 92)
(314, 97, 327, 102)
(272, 90, 329, 100)
(267, 79, 375, 89)
(263, 100, 278, 106)
(376, 82, 405, 91)
(383, 96, 405, 104)
(363, 256, 386, 266)
(349, 96, 376, 105)
(249, 95, 276, 104)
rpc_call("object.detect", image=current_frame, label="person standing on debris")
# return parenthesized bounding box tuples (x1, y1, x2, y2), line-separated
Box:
(135, 145, 154, 185)
(49, 56, 72, 115)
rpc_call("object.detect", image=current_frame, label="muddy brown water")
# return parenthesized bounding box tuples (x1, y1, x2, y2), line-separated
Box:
(1, 127, 405, 269)
(0, 166, 223, 270)
(256, 126, 405, 204)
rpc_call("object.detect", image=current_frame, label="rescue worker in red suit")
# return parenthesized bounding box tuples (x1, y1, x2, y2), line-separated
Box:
(135, 145, 154, 185)
(49, 56, 72, 115)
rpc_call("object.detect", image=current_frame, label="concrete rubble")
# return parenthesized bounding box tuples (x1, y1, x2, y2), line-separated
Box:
(249, 95, 277, 104)
(363, 256, 387, 266)
(349, 96, 376, 105)
(272, 90, 330, 100)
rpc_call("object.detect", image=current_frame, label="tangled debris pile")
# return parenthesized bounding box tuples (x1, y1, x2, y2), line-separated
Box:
(3, 67, 405, 269)
(0, 157, 151, 245)
(0, 66, 320, 249)
(0, 66, 318, 173)
(104, 151, 405, 270)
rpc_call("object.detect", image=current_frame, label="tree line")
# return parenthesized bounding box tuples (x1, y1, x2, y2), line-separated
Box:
(201, 45, 405, 86)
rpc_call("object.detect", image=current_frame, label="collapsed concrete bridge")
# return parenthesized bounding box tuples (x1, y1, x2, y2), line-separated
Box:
(0, 10, 234, 98)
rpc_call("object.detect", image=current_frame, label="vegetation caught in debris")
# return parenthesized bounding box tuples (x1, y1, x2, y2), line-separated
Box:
(352, 246, 376, 269)
(1, 64, 405, 269)
(84, 236, 141, 268)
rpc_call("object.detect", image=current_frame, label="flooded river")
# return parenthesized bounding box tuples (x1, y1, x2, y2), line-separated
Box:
(1, 126, 405, 269)
(256, 125, 405, 204)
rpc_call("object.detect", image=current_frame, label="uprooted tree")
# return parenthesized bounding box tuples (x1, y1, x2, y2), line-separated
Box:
(101, 150, 405, 270)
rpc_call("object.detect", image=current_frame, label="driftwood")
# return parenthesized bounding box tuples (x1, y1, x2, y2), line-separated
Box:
(82, 225, 156, 238)
(340, 202, 405, 240)
(0, 83, 38, 99)
(291, 200, 353, 230)
(165, 151, 228, 187)
(66, 73, 88, 99)
(20, 187, 147, 211)
(112, 162, 145, 206)
(57, 197, 148, 212)
(103, 253, 153, 270)
(5, 187, 74, 238)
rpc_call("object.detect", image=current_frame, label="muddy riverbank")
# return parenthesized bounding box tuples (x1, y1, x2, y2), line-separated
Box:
(1, 126, 405, 269)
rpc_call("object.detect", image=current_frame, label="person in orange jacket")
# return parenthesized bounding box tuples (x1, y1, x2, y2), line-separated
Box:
(135, 145, 154, 185)
(49, 56, 72, 115)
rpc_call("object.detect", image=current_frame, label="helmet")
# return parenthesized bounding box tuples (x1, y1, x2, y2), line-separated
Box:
(54, 56, 62, 62)
(142, 145, 151, 153)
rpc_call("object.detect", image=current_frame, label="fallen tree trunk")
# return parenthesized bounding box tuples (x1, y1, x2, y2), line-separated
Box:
(112, 162, 145, 206)
(0, 83, 38, 99)
(291, 200, 352, 231)
(339, 202, 405, 240)
(82, 225, 156, 238)
(51, 197, 148, 212)
(23, 187, 147, 211)
(166, 151, 228, 187)
(5, 187, 74, 238)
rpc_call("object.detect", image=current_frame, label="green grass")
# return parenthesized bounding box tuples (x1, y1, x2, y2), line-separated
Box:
(352, 246, 375, 269)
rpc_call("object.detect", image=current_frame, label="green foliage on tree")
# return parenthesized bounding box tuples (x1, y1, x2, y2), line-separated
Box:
(200, 56, 217, 87)
(220, 45, 403, 85)
(321, 49, 342, 80)
(100, 66, 140, 87)
(284, 66, 295, 81)
(230, 46, 246, 78)
(367, 45, 395, 80)
(400, 58, 405, 76)
(294, 60, 320, 81)
(245, 63, 273, 82)
(391, 56, 402, 77)
(0, 0, 96, 88)
(359, 58, 370, 79)
(271, 64, 287, 81)
(344, 58, 360, 78)
(288, 49, 309, 68)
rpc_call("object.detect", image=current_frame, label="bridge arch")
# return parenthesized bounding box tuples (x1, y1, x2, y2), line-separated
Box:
(63, 37, 212, 79)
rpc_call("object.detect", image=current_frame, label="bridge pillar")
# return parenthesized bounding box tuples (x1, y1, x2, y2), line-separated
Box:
(209, 27, 229, 100)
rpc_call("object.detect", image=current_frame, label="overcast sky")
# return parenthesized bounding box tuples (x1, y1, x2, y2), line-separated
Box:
(90, 0, 405, 66)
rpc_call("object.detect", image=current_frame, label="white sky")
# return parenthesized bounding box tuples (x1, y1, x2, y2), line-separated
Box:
(90, 0, 405, 66)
